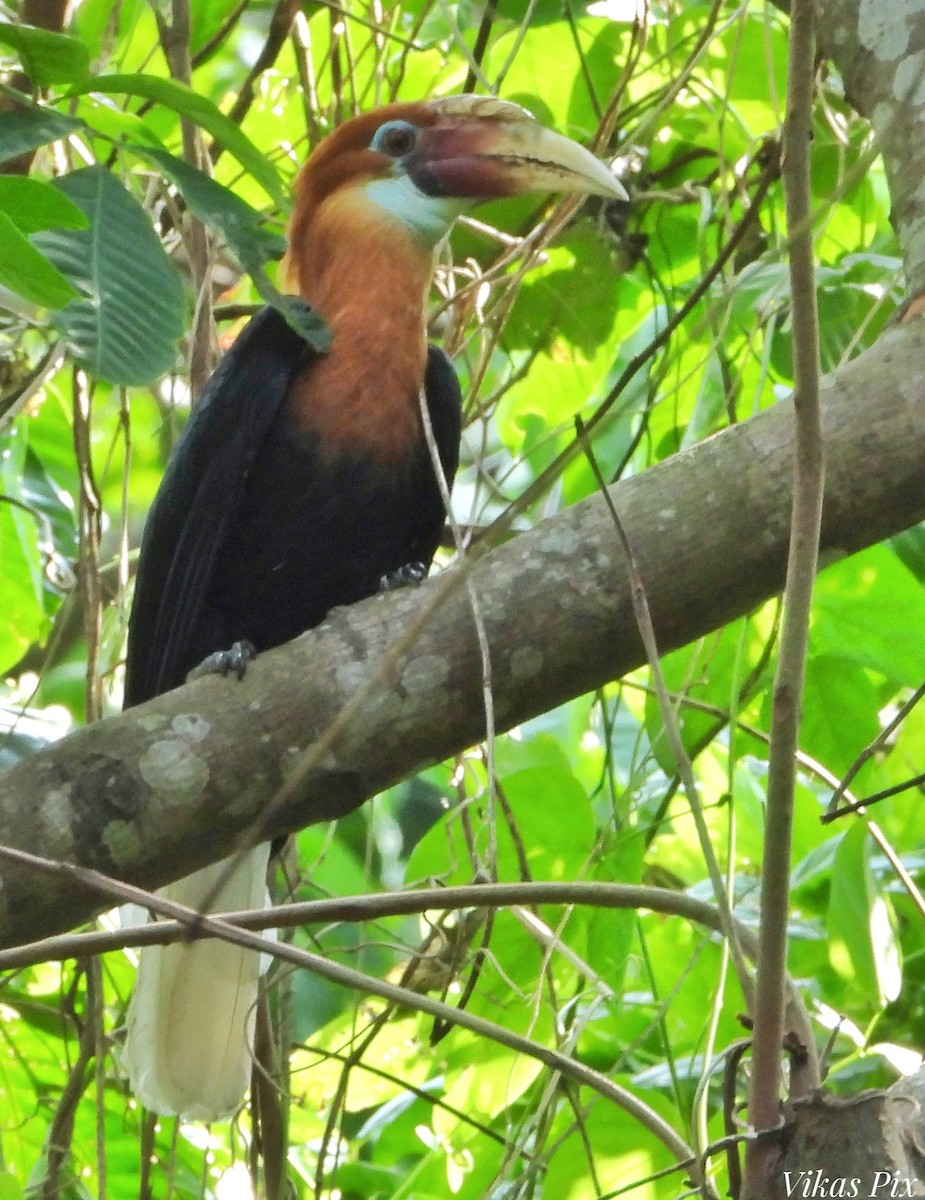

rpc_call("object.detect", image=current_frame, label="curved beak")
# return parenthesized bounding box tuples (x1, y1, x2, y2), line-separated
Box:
(407, 100, 628, 203)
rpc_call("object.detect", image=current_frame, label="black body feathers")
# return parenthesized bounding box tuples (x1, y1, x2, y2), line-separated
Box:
(124, 306, 461, 707)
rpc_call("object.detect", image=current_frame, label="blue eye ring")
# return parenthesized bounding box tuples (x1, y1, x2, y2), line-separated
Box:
(371, 120, 419, 159)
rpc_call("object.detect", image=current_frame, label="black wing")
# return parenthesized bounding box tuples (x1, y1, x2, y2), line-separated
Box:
(422, 344, 463, 524)
(124, 307, 315, 707)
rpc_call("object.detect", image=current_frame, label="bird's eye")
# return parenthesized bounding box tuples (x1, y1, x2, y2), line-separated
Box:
(372, 120, 418, 158)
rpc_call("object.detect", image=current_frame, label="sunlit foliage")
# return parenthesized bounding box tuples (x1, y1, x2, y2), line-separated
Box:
(0, 1, 921, 1197)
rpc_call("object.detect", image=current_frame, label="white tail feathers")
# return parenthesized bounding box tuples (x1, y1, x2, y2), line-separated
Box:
(122, 844, 274, 1121)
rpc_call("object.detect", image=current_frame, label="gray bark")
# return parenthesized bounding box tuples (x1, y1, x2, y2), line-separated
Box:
(817, 0, 925, 298)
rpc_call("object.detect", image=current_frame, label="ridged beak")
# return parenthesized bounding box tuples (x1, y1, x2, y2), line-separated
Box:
(407, 96, 628, 203)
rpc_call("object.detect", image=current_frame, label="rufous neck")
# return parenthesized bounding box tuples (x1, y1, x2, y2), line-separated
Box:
(282, 192, 439, 461)
(286, 191, 437, 357)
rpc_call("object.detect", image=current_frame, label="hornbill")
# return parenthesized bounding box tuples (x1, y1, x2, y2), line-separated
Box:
(121, 94, 626, 1121)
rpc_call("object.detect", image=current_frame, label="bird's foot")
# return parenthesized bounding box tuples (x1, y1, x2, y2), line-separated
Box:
(187, 640, 256, 684)
(379, 561, 428, 592)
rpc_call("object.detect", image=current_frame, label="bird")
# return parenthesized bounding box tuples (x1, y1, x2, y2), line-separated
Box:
(120, 94, 627, 1121)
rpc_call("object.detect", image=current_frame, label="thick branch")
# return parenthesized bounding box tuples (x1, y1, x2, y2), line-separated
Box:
(1, 324, 924, 947)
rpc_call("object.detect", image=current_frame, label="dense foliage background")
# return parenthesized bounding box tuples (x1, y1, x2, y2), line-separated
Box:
(0, 0, 922, 1197)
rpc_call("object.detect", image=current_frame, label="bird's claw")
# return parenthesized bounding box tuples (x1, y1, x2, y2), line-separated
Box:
(379, 561, 428, 592)
(187, 640, 256, 683)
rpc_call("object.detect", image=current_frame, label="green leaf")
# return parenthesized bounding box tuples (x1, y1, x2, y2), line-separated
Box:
(0, 988, 69, 1038)
(72, 97, 171, 149)
(890, 524, 925, 582)
(0, 108, 82, 165)
(828, 822, 902, 1007)
(0, 496, 48, 672)
(647, 618, 772, 771)
(20, 446, 77, 562)
(255, 291, 331, 349)
(133, 145, 330, 349)
(34, 167, 185, 385)
(0, 22, 90, 85)
(68, 73, 286, 205)
(811, 545, 925, 686)
(0, 177, 88, 235)
(545, 1105, 670, 1200)
(189, 0, 252, 55)
(507, 228, 621, 355)
(0, 212, 79, 308)
(0, 1171, 22, 1200)
(407, 764, 595, 887)
(132, 145, 284, 257)
(800, 655, 880, 776)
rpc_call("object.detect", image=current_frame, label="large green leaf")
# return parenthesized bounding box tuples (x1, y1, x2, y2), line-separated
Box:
(34, 167, 185, 385)
(799, 655, 881, 776)
(0, 22, 89, 85)
(0, 108, 82, 165)
(72, 96, 171, 149)
(507, 228, 621, 355)
(0, 177, 87, 235)
(828, 822, 902, 1008)
(0, 504, 46, 671)
(0, 212, 79, 309)
(811, 545, 925, 685)
(68, 73, 286, 205)
(133, 145, 284, 258)
(0, 1172, 21, 1200)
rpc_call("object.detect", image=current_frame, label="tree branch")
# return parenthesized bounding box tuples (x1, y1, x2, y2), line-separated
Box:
(1, 322, 924, 948)
(816, 0, 925, 300)
(746, 0, 823, 1188)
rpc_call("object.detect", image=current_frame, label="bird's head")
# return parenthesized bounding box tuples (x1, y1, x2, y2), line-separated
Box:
(286, 96, 627, 293)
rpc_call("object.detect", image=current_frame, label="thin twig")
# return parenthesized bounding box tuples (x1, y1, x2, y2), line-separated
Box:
(0, 874, 765, 969)
(824, 680, 925, 818)
(574, 419, 752, 1004)
(0, 845, 701, 1174)
(210, 0, 301, 167)
(72, 369, 103, 724)
(418, 385, 497, 878)
(463, 0, 497, 93)
(40, 961, 95, 1200)
(157, 0, 216, 400)
(745, 0, 823, 1191)
(0, 854, 816, 1044)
